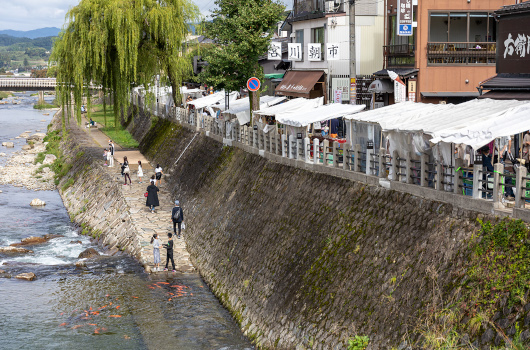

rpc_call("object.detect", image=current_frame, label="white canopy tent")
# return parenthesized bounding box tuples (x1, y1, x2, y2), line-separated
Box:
(276, 103, 365, 127)
(222, 96, 287, 125)
(253, 97, 324, 117)
(188, 91, 239, 110)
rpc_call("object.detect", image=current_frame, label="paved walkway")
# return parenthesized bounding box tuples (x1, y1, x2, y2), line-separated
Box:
(81, 116, 195, 274)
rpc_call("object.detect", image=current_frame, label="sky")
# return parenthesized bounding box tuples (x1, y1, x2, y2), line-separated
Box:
(0, 0, 291, 31)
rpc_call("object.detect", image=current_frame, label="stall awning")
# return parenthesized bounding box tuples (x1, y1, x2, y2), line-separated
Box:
(368, 79, 393, 93)
(254, 97, 324, 117)
(264, 73, 285, 79)
(275, 70, 324, 97)
(222, 96, 286, 125)
(188, 91, 238, 109)
(277, 103, 365, 127)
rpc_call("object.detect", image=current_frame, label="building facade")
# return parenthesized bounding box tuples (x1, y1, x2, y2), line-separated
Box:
(380, 0, 516, 105)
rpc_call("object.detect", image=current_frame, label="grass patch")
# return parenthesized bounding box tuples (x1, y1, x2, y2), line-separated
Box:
(0, 92, 12, 100)
(33, 99, 59, 109)
(34, 129, 72, 185)
(89, 104, 139, 148)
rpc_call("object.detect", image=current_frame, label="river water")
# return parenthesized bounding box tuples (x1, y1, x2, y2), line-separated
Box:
(0, 93, 252, 350)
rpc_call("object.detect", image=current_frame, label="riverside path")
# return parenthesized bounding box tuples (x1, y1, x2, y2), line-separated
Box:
(82, 115, 195, 274)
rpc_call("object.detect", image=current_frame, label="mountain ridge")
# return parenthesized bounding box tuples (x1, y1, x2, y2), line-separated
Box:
(0, 27, 60, 39)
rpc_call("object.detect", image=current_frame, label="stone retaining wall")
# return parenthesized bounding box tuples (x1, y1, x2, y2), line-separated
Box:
(127, 109, 516, 349)
(53, 113, 146, 265)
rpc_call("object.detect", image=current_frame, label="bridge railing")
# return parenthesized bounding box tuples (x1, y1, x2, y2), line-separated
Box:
(0, 78, 57, 89)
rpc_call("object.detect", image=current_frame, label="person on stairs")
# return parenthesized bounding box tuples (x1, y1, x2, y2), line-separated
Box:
(137, 161, 143, 183)
(164, 233, 176, 272)
(171, 200, 184, 239)
(122, 156, 131, 185)
(145, 181, 160, 213)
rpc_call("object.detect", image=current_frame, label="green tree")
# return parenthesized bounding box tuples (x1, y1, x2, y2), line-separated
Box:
(23, 57, 29, 67)
(198, 0, 284, 112)
(51, 0, 199, 127)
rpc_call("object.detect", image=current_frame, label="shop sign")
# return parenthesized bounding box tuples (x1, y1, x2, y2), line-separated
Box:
(394, 80, 406, 103)
(333, 90, 342, 104)
(326, 43, 340, 60)
(397, 0, 412, 36)
(408, 80, 416, 102)
(288, 43, 302, 61)
(308, 43, 322, 61)
(497, 14, 530, 74)
(268, 42, 282, 61)
(350, 78, 356, 105)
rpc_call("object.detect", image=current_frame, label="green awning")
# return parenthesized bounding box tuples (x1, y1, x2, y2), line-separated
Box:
(264, 73, 285, 79)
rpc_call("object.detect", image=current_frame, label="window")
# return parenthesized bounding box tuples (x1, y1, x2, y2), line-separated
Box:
(311, 27, 325, 45)
(296, 29, 304, 61)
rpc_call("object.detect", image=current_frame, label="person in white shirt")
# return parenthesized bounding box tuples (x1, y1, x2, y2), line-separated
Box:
(155, 164, 163, 187)
(150, 233, 161, 271)
(137, 160, 144, 183)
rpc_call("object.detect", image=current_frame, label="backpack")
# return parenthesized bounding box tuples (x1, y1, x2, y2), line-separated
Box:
(173, 207, 181, 221)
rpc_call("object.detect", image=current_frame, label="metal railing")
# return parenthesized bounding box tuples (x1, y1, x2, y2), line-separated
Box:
(427, 42, 496, 64)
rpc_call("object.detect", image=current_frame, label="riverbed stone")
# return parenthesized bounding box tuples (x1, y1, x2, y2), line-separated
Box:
(10, 236, 48, 246)
(43, 154, 56, 165)
(70, 240, 83, 244)
(21, 145, 31, 150)
(30, 198, 46, 206)
(75, 260, 87, 268)
(2, 142, 14, 148)
(78, 248, 100, 259)
(27, 133, 46, 142)
(0, 246, 34, 254)
(15, 272, 36, 281)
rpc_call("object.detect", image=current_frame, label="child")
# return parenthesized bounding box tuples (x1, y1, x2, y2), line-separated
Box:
(137, 160, 143, 183)
(151, 233, 161, 271)
(164, 233, 176, 272)
(103, 149, 108, 166)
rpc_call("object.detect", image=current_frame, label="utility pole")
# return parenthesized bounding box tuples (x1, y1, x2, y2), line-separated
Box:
(349, 0, 356, 105)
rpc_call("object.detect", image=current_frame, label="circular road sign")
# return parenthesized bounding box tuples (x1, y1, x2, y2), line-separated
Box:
(247, 77, 261, 92)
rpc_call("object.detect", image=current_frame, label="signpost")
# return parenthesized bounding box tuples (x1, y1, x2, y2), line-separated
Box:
(247, 77, 261, 92)
(397, 0, 413, 36)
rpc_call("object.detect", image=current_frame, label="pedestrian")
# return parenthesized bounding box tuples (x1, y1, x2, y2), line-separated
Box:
(171, 200, 184, 239)
(155, 164, 163, 187)
(122, 156, 131, 185)
(137, 160, 143, 183)
(103, 149, 108, 166)
(151, 233, 161, 271)
(108, 141, 115, 167)
(150, 174, 156, 185)
(145, 181, 160, 213)
(164, 233, 176, 272)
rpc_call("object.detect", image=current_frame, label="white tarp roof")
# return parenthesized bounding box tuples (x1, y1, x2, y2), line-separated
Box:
(254, 97, 324, 117)
(222, 96, 287, 125)
(188, 91, 238, 109)
(180, 86, 202, 94)
(344, 99, 529, 149)
(277, 103, 366, 127)
(430, 102, 530, 149)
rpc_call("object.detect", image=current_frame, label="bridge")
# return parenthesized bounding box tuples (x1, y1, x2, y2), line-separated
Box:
(0, 77, 57, 92)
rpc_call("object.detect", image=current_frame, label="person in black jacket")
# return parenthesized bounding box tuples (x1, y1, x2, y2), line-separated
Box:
(145, 182, 160, 213)
(171, 200, 184, 239)
(164, 233, 175, 272)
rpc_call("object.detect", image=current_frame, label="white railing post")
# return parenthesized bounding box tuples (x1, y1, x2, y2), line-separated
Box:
(473, 161, 482, 199)
(332, 141, 339, 168)
(420, 154, 428, 187)
(343, 143, 350, 170)
(493, 163, 504, 206)
(289, 135, 295, 159)
(322, 139, 329, 166)
(515, 166, 527, 208)
(379, 148, 386, 178)
(281, 134, 287, 158)
(354, 144, 362, 173)
(405, 151, 413, 184)
(304, 137, 311, 162)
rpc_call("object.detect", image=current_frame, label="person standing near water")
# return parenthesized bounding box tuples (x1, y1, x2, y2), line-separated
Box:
(145, 181, 159, 213)
(164, 233, 176, 272)
(151, 233, 161, 271)
(137, 161, 143, 183)
(171, 200, 184, 239)
(155, 164, 163, 187)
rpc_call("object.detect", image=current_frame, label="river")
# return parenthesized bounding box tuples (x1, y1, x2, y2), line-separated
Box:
(0, 92, 253, 350)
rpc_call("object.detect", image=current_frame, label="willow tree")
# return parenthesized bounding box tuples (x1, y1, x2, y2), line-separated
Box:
(51, 0, 199, 127)
(198, 0, 285, 112)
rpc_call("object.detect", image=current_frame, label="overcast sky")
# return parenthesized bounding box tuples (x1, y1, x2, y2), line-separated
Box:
(0, 0, 291, 31)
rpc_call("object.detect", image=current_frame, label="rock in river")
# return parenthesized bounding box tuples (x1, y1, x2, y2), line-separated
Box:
(30, 198, 46, 206)
(78, 248, 100, 259)
(43, 154, 56, 165)
(2, 142, 14, 148)
(0, 246, 33, 254)
(15, 272, 36, 281)
(10, 236, 48, 246)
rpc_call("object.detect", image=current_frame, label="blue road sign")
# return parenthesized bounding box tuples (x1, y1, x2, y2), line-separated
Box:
(247, 77, 261, 92)
(398, 24, 412, 36)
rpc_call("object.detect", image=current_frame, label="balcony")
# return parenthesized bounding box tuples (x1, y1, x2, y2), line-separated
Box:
(384, 44, 415, 67)
(289, 0, 344, 23)
(427, 42, 496, 65)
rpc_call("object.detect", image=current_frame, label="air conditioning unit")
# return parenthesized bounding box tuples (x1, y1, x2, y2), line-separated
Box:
(326, 0, 339, 12)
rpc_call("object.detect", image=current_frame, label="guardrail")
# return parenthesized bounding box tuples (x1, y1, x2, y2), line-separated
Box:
(132, 93, 530, 221)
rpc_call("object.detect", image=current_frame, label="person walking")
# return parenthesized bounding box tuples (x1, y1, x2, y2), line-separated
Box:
(122, 156, 131, 185)
(149, 174, 156, 185)
(171, 200, 184, 239)
(145, 181, 160, 213)
(108, 141, 115, 167)
(154, 164, 163, 187)
(164, 233, 176, 272)
(151, 233, 161, 271)
(103, 149, 108, 166)
(137, 160, 144, 183)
